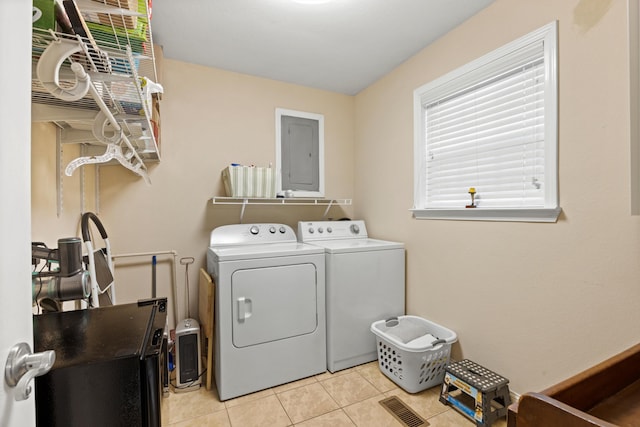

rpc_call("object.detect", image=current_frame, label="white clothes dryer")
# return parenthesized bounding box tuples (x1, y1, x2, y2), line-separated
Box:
(207, 223, 326, 400)
(298, 220, 405, 373)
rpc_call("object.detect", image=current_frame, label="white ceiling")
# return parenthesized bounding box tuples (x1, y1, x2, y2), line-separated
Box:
(151, 0, 495, 95)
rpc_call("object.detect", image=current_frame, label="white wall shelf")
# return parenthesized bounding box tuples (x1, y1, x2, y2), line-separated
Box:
(31, 0, 160, 186)
(210, 197, 352, 221)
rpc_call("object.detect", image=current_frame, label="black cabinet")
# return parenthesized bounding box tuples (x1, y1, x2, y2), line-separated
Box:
(33, 299, 167, 427)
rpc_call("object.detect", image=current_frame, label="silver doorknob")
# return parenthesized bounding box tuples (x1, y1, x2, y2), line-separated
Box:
(4, 342, 55, 401)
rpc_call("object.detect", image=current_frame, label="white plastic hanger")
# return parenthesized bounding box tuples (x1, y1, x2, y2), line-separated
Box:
(65, 140, 151, 185)
(36, 36, 91, 101)
(92, 110, 123, 144)
(37, 31, 152, 185)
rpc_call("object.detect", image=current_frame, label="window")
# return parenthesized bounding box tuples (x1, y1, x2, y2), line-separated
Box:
(412, 22, 560, 222)
(276, 108, 325, 197)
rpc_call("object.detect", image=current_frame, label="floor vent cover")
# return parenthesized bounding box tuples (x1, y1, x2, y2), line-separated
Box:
(379, 396, 429, 427)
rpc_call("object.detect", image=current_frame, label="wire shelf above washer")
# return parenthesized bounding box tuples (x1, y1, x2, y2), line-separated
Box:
(210, 197, 352, 221)
(211, 197, 352, 206)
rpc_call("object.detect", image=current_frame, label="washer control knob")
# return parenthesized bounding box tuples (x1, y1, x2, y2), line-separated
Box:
(350, 224, 360, 235)
(318, 227, 324, 233)
(269, 226, 276, 234)
(249, 225, 259, 235)
(327, 227, 332, 233)
(308, 228, 314, 234)
(279, 226, 286, 234)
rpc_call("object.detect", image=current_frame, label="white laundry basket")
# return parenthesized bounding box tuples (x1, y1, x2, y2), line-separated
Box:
(371, 315, 457, 393)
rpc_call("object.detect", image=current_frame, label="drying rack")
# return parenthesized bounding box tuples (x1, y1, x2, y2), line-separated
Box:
(33, 29, 154, 182)
(31, 0, 161, 210)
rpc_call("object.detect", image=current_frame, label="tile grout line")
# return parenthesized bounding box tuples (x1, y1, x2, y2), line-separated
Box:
(272, 387, 296, 427)
(224, 406, 233, 427)
(319, 369, 396, 427)
(316, 373, 346, 410)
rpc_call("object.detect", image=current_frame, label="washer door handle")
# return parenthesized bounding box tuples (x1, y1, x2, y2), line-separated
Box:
(237, 297, 252, 321)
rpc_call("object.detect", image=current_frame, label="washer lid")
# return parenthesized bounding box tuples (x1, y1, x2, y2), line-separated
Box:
(209, 242, 324, 262)
(308, 238, 404, 253)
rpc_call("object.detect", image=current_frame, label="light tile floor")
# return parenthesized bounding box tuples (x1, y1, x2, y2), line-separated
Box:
(162, 362, 508, 427)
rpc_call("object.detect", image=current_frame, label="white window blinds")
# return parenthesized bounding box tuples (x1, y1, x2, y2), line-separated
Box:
(423, 41, 545, 209)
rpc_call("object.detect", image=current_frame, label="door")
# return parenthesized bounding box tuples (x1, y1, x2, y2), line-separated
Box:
(0, 1, 36, 426)
(231, 264, 318, 348)
(275, 108, 325, 197)
(281, 115, 320, 193)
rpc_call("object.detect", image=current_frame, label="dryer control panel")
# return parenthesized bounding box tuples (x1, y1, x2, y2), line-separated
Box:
(298, 220, 368, 242)
(209, 223, 296, 246)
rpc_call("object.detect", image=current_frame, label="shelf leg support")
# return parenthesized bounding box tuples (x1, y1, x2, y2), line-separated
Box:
(95, 165, 100, 215)
(80, 144, 86, 214)
(322, 200, 334, 218)
(240, 199, 248, 223)
(56, 126, 63, 218)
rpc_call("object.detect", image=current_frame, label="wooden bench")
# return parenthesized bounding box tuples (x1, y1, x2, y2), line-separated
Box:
(508, 343, 640, 427)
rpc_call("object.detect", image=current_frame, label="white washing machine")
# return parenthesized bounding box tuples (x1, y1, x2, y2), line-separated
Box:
(298, 220, 405, 372)
(207, 223, 326, 400)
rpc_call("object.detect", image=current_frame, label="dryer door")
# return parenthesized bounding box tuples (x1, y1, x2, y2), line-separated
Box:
(231, 263, 318, 348)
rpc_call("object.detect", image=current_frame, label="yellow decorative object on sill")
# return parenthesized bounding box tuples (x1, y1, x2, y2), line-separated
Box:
(466, 187, 476, 208)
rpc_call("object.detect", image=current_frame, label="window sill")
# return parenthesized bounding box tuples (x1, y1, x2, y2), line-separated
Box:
(411, 207, 561, 223)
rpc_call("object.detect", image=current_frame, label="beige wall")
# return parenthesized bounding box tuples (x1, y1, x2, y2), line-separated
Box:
(30, 0, 640, 395)
(355, 0, 640, 393)
(31, 123, 98, 264)
(31, 60, 355, 328)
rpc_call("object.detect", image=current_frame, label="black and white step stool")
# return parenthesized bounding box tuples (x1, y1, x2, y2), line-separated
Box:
(439, 359, 511, 427)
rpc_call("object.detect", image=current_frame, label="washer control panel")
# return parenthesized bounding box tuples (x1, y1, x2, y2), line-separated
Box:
(298, 220, 368, 242)
(209, 223, 296, 246)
